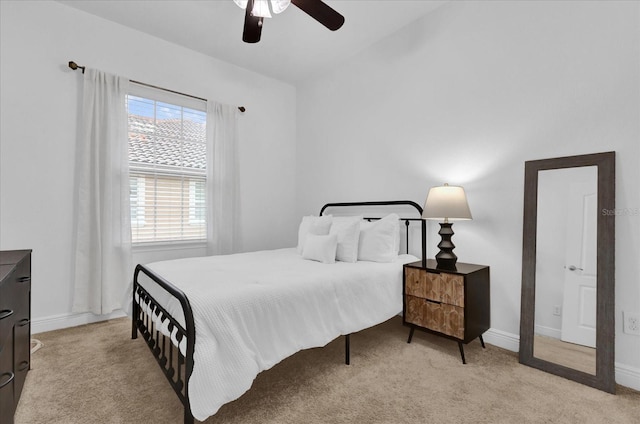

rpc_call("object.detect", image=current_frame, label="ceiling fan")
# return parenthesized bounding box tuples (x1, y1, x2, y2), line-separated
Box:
(234, 0, 345, 43)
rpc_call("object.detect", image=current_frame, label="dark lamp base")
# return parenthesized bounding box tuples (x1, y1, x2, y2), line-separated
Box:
(436, 222, 458, 270)
(435, 255, 458, 270)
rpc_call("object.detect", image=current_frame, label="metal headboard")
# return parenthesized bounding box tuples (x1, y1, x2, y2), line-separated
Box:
(319, 200, 426, 267)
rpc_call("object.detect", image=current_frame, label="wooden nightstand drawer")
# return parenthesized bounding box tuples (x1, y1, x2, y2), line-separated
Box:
(405, 266, 464, 307)
(424, 271, 464, 307)
(405, 295, 464, 339)
(434, 303, 464, 339)
(405, 294, 424, 326)
(405, 267, 426, 298)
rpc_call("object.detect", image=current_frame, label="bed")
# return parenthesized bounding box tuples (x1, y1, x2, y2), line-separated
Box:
(131, 200, 426, 423)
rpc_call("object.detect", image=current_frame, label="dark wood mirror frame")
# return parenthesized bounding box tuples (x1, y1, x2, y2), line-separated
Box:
(519, 151, 616, 393)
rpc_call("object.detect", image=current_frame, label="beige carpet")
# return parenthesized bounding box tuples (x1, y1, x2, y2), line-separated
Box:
(15, 317, 639, 424)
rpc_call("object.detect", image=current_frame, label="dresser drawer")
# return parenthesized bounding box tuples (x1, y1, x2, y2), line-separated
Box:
(405, 295, 465, 339)
(0, 373, 13, 424)
(0, 310, 13, 353)
(13, 321, 29, 409)
(0, 331, 15, 424)
(0, 274, 16, 353)
(12, 286, 29, 325)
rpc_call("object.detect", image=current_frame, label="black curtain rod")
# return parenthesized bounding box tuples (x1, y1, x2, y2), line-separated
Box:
(68, 61, 246, 113)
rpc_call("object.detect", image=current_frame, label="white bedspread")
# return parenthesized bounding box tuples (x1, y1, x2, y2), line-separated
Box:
(138, 248, 417, 421)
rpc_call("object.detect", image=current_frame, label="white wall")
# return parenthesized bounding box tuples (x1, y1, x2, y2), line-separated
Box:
(0, 1, 297, 330)
(297, 0, 640, 386)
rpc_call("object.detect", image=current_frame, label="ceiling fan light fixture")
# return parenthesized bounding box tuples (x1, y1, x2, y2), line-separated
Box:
(234, 0, 291, 18)
(270, 0, 291, 14)
(252, 0, 272, 18)
(233, 0, 248, 9)
(239, 0, 344, 43)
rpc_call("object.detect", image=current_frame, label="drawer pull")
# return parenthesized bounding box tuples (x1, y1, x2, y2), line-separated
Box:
(17, 361, 29, 372)
(0, 371, 14, 389)
(18, 276, 31, 283)
(426, 299, 442, 305)
(0, 309, 14, 320)
(17, 318, 30, 327)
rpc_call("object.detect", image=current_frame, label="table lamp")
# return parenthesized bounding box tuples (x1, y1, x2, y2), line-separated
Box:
(422, 183, 472, 269)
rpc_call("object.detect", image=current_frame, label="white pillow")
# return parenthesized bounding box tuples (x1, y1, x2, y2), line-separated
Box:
(302, 233, 338, 264)
(297, 215, 332, 254)
(330, 216, 363, 263)
(357, 213, 400, 263)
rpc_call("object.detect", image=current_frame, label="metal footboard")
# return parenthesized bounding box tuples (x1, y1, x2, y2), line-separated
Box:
(132, 265, 196, 424)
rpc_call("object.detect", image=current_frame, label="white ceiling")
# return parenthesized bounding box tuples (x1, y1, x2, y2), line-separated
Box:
(58, 0, 447, 84)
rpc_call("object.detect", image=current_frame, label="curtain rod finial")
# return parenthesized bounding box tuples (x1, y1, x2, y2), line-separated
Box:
(68, 61, 85, 74)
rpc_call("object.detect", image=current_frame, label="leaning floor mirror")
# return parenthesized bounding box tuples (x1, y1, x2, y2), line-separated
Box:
(519, 151, 615, 393)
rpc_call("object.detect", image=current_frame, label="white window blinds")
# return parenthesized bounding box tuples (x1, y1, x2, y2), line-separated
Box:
(127, 84, 207, 244)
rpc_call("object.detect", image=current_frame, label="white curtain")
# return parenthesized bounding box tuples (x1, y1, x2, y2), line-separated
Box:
(206, 102, 240, 255)
(72, 69, 132, 315)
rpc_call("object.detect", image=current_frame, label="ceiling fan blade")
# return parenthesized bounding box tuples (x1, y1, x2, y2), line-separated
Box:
(243, 0, 263, 43)
(291, 0, 345, 31)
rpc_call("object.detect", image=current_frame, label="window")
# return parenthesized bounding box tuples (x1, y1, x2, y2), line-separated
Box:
(127, 85, 207, 244)
(189, 180, 206, 225)
(130, 177, 146, 227)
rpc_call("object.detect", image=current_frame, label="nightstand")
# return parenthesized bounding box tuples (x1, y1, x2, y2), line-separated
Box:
(403, 259, 490, 364)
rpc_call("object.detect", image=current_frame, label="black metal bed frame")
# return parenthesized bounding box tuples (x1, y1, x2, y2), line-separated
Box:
(132, 200, 426, 424)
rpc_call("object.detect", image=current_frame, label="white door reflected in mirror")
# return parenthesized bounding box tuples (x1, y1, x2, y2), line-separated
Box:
(534, 166, 597, 375)
(561, 178, 597, 348)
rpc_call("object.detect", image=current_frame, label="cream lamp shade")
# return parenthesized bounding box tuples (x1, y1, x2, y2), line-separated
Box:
(422, 184, 472, 222)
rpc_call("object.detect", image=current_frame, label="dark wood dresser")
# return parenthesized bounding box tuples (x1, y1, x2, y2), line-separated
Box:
(403, 259, 490, 364)
(0, 250, 31, 424)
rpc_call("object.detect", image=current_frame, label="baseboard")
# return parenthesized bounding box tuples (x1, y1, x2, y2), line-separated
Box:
(534, 324, 561, 339)
(31, 310, 128, 334)
(614, 362, 640, 391)
(483, 327, 520, 352)
(483, 327, 640, 391)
